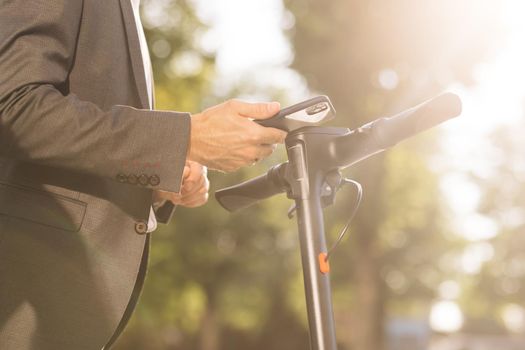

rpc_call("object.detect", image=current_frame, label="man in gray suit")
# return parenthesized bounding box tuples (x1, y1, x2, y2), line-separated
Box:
(0, 0, 286, 349)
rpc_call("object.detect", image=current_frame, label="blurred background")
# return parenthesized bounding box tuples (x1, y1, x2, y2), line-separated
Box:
(114, 0, 525, 349)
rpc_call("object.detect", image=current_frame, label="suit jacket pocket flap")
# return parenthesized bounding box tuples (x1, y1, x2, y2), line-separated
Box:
(0, 182, 86, 232)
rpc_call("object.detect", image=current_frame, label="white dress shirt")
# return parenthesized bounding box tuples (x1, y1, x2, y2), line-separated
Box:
(131, 0, 157, 232)
(130, 0, 153, 108)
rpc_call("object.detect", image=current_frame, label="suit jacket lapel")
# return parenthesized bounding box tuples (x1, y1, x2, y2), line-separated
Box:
(118, 0, 150, 110)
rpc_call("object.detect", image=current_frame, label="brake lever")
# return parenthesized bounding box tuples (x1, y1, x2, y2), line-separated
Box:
(320, 170, 343, 208)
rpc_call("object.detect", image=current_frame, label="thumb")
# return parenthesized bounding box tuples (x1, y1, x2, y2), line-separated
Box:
(182, 165, 191, 179)
(229, 100, 280, 120)
(186, 161, 203, 183)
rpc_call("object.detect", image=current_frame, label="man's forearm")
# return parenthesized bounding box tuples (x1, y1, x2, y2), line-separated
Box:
(0, 0, 190, 193)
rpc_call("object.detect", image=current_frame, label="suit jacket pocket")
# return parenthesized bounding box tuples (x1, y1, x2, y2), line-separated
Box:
(0, 182, 87, 232)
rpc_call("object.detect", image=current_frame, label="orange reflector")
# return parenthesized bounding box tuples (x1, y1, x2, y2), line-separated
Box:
(318, 253, 330, 274)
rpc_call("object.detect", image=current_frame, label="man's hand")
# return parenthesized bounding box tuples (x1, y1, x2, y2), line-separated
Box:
(189, 100, 287, 172)
(154, 161, 209, 208)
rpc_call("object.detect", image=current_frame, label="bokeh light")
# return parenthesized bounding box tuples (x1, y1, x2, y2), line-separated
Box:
(430, 301, 464, 333)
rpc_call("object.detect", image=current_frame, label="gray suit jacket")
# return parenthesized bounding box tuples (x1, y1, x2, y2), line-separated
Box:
(0, 0, 189, 349)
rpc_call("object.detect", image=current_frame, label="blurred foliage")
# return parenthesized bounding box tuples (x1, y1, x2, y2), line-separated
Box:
(458, 119, 525, 333)
(115, 1, 505, 350)
(140, 0, 215, 113)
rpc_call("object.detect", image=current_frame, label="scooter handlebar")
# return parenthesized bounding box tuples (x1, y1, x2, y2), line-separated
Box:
(362, 92, 461, 148)
(335, 92, 462, 168)
(215, 93, 462, 211)
(215, 163, 288, 212)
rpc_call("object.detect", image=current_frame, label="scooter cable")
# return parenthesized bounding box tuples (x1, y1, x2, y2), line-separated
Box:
(325, 178, 363, 262)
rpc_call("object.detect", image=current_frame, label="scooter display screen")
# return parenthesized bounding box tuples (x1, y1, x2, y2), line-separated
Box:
(285, 101, 331, 123)
(256, 96, 336, 132)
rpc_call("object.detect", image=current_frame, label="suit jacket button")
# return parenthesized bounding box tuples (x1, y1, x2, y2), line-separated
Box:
(116, 173, 128, 183)
(135, 221, 148, 235)
(138, 174, 149, 186)
(149, 175, 160, 186)
(127, 174, 138, 185)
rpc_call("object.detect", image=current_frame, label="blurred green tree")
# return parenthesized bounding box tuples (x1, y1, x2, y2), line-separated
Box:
(459, 120, 525, 333)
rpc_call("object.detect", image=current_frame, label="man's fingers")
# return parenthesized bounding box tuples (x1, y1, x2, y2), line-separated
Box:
(182, 193, 209, 208)
(257, 144, 276, 161)
(167, 192, 182, 204)
(182, 162, 207, 191)
(229, 99, 280, 120)
(185, 161, 202, 183)
(183, 165, 191, 179)
(257, 127, 287, 145)
(180, 180, 210, 207)
(182, 174, 206, 196)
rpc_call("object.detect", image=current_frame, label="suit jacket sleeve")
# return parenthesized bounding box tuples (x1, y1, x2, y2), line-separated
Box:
(0, 0, 189, 194)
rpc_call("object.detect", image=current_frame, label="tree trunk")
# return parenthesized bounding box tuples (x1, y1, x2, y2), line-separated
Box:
(353, 239, 384, 350)
(199, 297, 219, 350)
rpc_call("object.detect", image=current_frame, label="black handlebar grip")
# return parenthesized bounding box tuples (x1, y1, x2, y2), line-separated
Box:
(368, 92, 462, 149)
(335, 92, 462, 169)
(215, 164, 288, 212)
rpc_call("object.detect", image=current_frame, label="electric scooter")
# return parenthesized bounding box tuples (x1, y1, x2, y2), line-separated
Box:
(215, 93, 462, 350)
